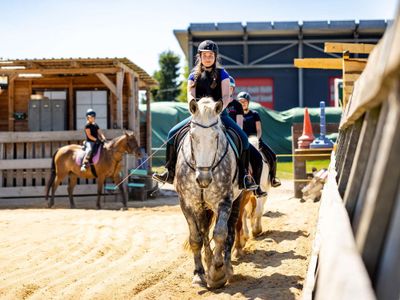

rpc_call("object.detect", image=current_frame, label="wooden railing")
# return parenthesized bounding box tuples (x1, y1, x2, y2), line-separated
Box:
(0, 129, 125, 198)
(304, 7, 400, 300)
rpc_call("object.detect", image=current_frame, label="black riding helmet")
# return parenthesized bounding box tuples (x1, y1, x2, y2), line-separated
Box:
(237, 91, 251, 102)
(197, 40, 219, 54)
(86, 108, 96, 117)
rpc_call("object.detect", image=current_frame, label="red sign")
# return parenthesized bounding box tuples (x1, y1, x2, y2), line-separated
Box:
(235, 77, 274, 109)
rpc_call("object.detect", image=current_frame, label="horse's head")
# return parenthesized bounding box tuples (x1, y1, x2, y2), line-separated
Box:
(189, 97, 224, 188)
(124, 131, 142, 157)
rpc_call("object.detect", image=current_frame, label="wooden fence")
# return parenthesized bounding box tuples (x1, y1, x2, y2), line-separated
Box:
(304, 6, 400, 300)
(0, 129, 128, 198)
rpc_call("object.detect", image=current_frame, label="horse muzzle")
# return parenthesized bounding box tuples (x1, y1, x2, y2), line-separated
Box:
(195, 167, 213, 188)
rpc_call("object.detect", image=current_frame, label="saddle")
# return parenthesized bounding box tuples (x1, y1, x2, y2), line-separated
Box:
(75, 145, 102, 166)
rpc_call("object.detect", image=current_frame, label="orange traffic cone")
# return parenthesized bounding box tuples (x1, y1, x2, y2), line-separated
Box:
(298, 107, 315, 149)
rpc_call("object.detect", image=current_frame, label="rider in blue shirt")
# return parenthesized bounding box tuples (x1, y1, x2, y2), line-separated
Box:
(153, 40, 267, 196)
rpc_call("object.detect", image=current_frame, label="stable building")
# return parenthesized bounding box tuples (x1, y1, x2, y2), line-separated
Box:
(174, 20, 388, 110)
(0, 58, 157, 197)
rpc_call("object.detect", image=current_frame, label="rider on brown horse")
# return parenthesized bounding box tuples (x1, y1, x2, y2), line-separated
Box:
(80, 109, 106, 172)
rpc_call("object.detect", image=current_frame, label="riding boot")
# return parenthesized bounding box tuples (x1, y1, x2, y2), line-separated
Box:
(270, 159, 281, 187)
(80, 150, 92, 172)
(251, 159, 268, 197)
(238, 149, 258, 191)
(260, 145, 281, 188)
(153, 143, 176, 184)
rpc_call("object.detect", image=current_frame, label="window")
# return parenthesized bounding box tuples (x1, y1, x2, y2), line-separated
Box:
(76, 90, 108, 129)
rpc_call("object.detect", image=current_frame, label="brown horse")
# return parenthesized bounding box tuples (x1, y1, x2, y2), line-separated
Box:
(45, 132, 141, 209)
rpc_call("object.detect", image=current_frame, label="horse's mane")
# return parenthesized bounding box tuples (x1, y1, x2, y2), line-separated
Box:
(105, 134, 125, 150)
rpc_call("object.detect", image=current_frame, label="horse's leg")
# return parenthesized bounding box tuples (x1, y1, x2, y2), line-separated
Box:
(49, 173, 66, 208)
(252, 196, 265, 236)
(179, 200, 207, 287)
(114, 174, 127, 210)
(224, 193, 241, 279)
(234, 192, 247, 258)
(208, 196, 232, 289)
(96, 176, 105, 209)
(68, 173, 78, 209)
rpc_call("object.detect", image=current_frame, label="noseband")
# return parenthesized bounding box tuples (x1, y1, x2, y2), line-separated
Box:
(183, 119, 229, 172)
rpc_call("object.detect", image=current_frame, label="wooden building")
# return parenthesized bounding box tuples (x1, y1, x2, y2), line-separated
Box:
(0, 58, 157, 197)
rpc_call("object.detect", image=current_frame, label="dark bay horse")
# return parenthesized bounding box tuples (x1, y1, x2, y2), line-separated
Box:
(175, 98, 242, 289)
(45, 132, 141, 209)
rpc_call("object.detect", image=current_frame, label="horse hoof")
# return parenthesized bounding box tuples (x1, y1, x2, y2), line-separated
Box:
(96, 205, 101, 210)
(70, 205, 76, 209)
(192, 274, 206, 287)
(47, 203, 54, 208)
(120, 206, 128, 211)
(207, 264, 227, 289)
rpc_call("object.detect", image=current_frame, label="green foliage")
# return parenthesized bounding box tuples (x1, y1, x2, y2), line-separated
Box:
(152, 50, 181, 102)
(177, 62, 189, 102)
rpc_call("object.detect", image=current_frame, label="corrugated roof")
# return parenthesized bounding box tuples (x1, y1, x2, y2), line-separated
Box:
(0, 57, 158, 87)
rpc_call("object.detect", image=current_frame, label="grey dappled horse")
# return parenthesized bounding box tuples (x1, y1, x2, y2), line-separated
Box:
(175, 98, 242, 289)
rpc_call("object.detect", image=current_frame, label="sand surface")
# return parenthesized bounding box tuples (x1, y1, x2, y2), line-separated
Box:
(0, 180, 319, 299)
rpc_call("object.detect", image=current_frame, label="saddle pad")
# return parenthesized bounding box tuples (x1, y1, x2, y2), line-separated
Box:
(226, 128, 242, 159)
(75, 147, 101, 166)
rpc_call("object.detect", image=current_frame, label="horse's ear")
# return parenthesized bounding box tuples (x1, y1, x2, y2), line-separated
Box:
(215, 100, 223, 115)
(189, 99, 198, 115)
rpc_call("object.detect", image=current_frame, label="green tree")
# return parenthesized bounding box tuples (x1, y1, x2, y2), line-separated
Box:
(152, 50, 181, 102)
(177, 62, 189, 102)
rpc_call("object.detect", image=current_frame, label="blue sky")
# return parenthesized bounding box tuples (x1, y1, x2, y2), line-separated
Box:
(1, 0, 398, 75)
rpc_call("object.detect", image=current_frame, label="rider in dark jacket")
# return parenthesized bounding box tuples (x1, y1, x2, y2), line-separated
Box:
(238, 91, 281, 188)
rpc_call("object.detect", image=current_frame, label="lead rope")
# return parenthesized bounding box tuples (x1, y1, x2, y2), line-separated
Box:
(112, 129, 181, 190)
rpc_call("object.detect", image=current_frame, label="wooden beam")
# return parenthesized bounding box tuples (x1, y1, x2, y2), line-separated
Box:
(0, 129, 123, 143)
(0, 67, 120, 75)
(116, 71, 124, 129)
(343, 59, 368, 73)
(0, 184, 98, 198)
(325, 42, 375, 54)
(294, 58, 342, 69)
(95, 73, 117, 96)
(0, 158, 51, 170)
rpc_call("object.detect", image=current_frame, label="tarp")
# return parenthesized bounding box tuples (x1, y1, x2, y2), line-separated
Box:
(140, 102, 342, 165)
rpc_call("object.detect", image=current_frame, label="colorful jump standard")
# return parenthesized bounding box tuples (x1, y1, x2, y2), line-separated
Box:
(310, 101, 334, 149)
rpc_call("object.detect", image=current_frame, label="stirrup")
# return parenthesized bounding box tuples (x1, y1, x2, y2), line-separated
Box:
(243, 174, 258, 191)
(80, 165, 87, 172)
(153, 171, 174, 184)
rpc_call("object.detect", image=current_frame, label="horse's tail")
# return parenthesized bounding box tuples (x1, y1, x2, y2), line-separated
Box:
(45, 150, 58, 200)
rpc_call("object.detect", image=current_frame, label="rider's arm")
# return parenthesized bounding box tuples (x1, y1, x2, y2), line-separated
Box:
(236, 115, 244, 129)
(98, 128, 106, 141)
(85, 128, 97, 142)
(187, 79, 196, 102)
(221, 78, 230, 110)
(256, 121, 262, 139)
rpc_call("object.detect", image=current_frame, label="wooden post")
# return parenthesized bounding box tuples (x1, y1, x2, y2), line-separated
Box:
(146, 88, 152, 171)
(68, 78, 74, 130)
(8, 75, 16, 131)
(0, 143, 3, 187)
(116, 70, 124, 129)
(134, 77, 140, 141)
(126, 73, 135, 131)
